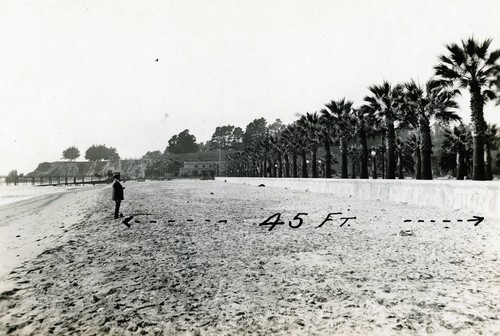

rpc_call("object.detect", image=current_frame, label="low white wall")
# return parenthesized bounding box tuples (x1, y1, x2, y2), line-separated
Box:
(217, 177, 500, 216)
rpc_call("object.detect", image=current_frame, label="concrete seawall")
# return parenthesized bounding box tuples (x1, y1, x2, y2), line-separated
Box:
(217, 177, 500, 216)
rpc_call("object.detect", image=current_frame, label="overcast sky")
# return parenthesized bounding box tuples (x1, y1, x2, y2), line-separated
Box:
(1, 0, 499, 175)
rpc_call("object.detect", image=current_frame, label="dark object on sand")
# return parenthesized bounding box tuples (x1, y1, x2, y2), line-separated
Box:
(134, 220, 141, 223)
(119, 213, 124, 218)
(258, 184, 265, 187)
(122, 215, 134, 228)
(398, 229, 415, 236)
(149, 220, 157, 223)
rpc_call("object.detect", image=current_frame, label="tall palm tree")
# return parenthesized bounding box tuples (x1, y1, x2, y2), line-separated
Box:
(348, 144, 361, 178)
(276, 132, 290, 178)
(406, 133, 422, 179)
(297, 112, 322, 178)
(318, 110, 336, 178)
(254, 140, 268, 177)
(485, 123, 499, 180)
(352, 105, 377, 179)
(282, 123, 301, 178)
(395, 137, 415, 179)
(402, 79, 461, 179)
(266, 135, 280, 177)
(298, 125, 309, 178)
(243, 147, 257, 176)
(365, 82, 404, 179)
(441, 125, 473, 180)
(323, 98, 355, 178)
(435, 37, 500, 180)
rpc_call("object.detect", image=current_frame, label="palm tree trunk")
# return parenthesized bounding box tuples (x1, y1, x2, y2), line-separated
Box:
(270, 158, 276, 177)
(398, 151, 404, 179)
(359, 128, 369, 179)
(324, 139, 332, 178)
(485, 142, 492, 180)
(381, 134, 386, 178)
(351, 159, 356, 178)
(272, 158, 277, 177)
(284, 153, 290, 178)
(386, 119, 396, 179)
(312, 149, 318, 178)
(292, 153, 298, 178)
(278, 154, 283, 177)
(415, 143, 422, 180)
(420, 118, 433, 180)
(340, 139, 348, 178)
(457, 150, 466, 180)
(372, 156, 377, 179)
(301, 151, 308, 178)
(470, 85, 486, 180)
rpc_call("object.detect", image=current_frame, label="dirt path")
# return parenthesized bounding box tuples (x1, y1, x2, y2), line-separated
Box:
(0, 180, 498, 335)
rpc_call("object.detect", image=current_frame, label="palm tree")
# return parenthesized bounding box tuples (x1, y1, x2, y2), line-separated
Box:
(365, 82, 404, 179)
(485, 124, 499, 180)
(276, 132, 290, 178)
(323, 98, 355, 178)
(297, 112, 322, 178)
(348, 144, 361, 178)
(402, 79, 461, 179)
(441, 125, 473, 180)
(282, 123, 301, 178)
(435, 37, 500, 180)
(253, 140, 268, 177)
(406, 133, 422, 179)
(352, 105, 377, 179)
(318, 110, 336, 178)
(395, 138, 415, 179)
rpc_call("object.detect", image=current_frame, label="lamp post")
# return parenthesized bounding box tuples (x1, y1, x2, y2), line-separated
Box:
(371, 150, 377, 179)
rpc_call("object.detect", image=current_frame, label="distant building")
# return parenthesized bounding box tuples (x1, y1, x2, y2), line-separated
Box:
(179, 161, 225, 176)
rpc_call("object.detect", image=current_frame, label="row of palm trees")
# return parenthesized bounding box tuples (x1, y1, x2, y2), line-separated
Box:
(225, 37, 500, 181)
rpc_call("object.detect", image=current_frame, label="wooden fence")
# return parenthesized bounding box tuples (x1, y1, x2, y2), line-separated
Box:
(2, 176, 109, 186)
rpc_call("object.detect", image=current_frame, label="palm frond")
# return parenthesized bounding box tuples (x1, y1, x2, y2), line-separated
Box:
(483, 89, 497, 101)
(477, 38, 493, 59)
(434, 64, 461, 80)
(446, 43, 466, 66)
(486, 49, 500, 65)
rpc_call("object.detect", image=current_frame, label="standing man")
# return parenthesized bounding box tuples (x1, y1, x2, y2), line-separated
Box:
(112, 172, 124, 219)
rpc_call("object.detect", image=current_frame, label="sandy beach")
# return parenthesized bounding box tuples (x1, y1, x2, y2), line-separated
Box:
(0, 180, 498, 335)
(0, 185, 107, 289)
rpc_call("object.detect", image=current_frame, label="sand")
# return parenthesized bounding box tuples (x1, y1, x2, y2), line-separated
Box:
(0, 180, 498, 335)
(0, 185, 106, 289)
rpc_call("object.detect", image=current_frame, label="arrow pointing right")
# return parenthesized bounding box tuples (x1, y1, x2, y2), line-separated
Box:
(467, 216, 485, 226)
